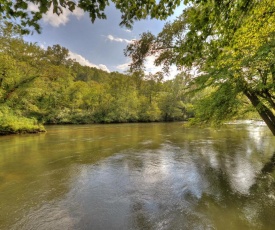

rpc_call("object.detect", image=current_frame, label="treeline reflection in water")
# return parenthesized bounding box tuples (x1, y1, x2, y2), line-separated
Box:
(0, 122, 274, 230)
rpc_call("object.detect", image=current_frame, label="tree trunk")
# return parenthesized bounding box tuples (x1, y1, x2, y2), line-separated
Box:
(244, 89, 275, 136)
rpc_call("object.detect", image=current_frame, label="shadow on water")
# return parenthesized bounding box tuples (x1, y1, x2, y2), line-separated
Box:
(261, 152, 275, 174)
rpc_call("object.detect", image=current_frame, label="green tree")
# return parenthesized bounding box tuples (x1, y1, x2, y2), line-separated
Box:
(0, 23, 44, 112)
(159, 73, 194, 121)
(0, 23, 46, 133)
(125, 0, 275, 135)
(45, 44, 71, 66)
(101, 72, 139, 122)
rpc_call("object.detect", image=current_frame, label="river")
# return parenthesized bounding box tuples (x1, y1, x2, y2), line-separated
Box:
(0, 122, 274, 229)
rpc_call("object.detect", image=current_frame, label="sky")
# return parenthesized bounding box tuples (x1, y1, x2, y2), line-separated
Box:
(24, 3, 184, 78)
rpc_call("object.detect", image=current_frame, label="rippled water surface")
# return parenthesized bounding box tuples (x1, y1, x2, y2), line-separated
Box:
(0, 122, 275, 230)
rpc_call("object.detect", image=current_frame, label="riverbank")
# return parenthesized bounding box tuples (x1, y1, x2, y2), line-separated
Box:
(0, 110, 265, 136)
(0, 115, 46, 135)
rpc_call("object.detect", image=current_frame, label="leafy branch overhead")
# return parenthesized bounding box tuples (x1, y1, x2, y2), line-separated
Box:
(125, 0, 275, 135)
(0, 0, 181, 33)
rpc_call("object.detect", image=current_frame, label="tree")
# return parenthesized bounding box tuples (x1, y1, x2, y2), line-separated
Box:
(125, 0, 275, 135)
(159, 73, 194, 121)
(0, 0, 181, 33)
(0, 23, 44, 110)
(45, 44, 70, 66)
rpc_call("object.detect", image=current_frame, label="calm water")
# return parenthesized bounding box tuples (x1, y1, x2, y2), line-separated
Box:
(0, 122, 275, 230)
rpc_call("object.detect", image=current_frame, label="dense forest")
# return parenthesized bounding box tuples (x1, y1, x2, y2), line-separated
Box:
(0, 22, 197, 134)
(1, 1, 275, 136)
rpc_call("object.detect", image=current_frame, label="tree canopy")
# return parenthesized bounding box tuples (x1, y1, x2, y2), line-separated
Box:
(0, 0, 181, 33)
(125, 0, 275, 135)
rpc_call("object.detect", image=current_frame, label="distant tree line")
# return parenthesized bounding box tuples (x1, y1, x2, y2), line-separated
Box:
(0, 22, 195, 134)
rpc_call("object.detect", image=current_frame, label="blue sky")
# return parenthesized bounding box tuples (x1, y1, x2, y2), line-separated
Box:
(24, 3, 184, 78)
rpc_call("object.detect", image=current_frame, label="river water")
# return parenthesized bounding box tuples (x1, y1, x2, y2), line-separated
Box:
(0, 122, 274, 230)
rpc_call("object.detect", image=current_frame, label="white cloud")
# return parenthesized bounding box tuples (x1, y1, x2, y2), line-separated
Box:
(116, 55, 179, 80)
(43, 6, 84, 27)
(144, 55, 162, 73)
(26, 39, 110, 72)
(106, 35, 133, 44)
(69, 51, 110, 72)
(144, 56, 180, 80)
(72, 7, 85, 20)
(98, 64, 110, 72)
(116, 62, 131, 71)
(115, 56, 160, 72)
(28, 3, 84, 27)
(28, 2, 39, 12)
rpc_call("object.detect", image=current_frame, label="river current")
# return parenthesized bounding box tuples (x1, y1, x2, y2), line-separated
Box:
(0, 122, 274, 229)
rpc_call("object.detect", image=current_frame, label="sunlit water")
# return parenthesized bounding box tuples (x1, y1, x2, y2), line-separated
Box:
(0, 122, 274, 230)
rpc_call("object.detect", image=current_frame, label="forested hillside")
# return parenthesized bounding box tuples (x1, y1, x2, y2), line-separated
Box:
(0, 22, 194, 134)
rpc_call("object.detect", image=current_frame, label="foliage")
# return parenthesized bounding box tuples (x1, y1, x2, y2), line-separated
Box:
(0, 105, 45, 135)
(3, 1, 273, 135)
(0, 22, 194, 134)
(125, 0, 275, 135)
(0, 0, 181, 33)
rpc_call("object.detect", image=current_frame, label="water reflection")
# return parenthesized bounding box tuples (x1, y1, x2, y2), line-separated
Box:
(0, 123, 274, 230)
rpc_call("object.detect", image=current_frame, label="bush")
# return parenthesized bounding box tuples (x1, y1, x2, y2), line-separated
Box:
(0, 107, 45, 135)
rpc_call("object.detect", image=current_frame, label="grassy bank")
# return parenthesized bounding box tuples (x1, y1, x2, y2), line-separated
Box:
(0, 109, 45, 135)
